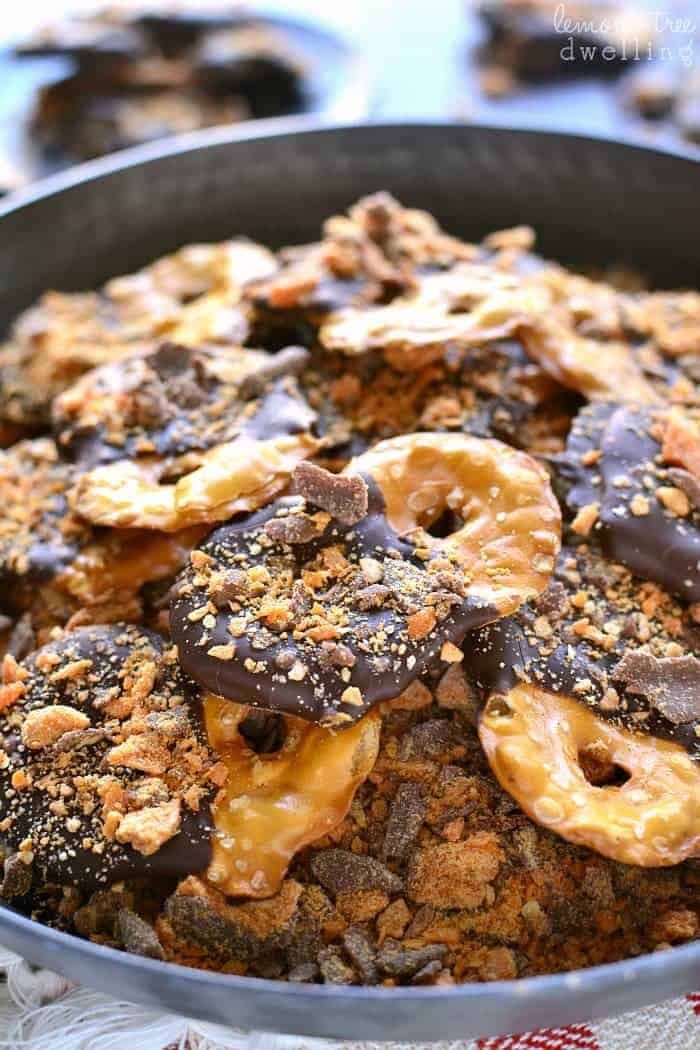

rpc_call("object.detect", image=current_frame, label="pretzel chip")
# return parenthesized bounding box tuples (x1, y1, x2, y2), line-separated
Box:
(205, 695, 380, 897)
(350, 432, 561, 616)
(67, 370, 319, 531)
(519, 268, 662, 404)
(170, 433, 560, 723)
(319, 266, 536, 372)
(52, 342, 284, 464)
(0, 437, 206, 627)
(70, 432, 317, 532)
(479, 684, 700, 866)
(245, 193, 481, 331)
(1, 239, 275, 428)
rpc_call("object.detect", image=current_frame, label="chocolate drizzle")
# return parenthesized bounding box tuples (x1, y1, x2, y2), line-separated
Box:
(171, 479, 500, 725)
(0, 625, 214, 889)
(559, 403, 700, 601)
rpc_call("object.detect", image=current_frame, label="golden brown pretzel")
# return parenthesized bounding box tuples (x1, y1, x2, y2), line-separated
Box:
(204, 694, 380, 897)
(319, 265, 536, 372)
(479, 684, 700, 866)
(60, 525, 207, 605)
(348, 431, 561, 616)
(521, 315, 660, 404)
(69, 433, 318, 532)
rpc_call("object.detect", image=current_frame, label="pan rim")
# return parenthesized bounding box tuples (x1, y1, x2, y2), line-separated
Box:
(1, 116, 698, 220)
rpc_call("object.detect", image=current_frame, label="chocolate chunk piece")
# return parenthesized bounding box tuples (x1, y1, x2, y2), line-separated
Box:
(376, 940, 447, 978)
(165, 878, 301, 962)
(73, 889, 140, 938)
(53, 727, 107, 753)
(116, 909, 165, 960)
(398, 719, 465, 761)
(264, 513, 324, 545)
(310, 849, 402, 897)
(292, 462, 368, 524)
(341, 927, 379, 984)
(239, 346, 310, 399)
(613, 651, 700, 725)
(145, 706, 191, 738)
(318, 946, 355, 984)
(209, 569, 249, 607)
(356, 584, 391, 610)
(382, 783, 426, 863)
(0, 853, 32, 899)
(287, 962, 319, 983)
(165, 893, 257, 961)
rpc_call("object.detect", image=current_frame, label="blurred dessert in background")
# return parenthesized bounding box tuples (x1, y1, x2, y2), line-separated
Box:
(477, 0, 656, 81)
(15, 6, 306, 161)
(473, 0, 699, 148)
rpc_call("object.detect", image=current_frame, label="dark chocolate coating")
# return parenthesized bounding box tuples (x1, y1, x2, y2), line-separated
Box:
(462, 546, 700, 757)
(0, 439, 90, 609)
(55, 344, 317, 466)
(559, 403, 700, 602)
(171, 480, 500, 724)
(0, 626, 214, 889)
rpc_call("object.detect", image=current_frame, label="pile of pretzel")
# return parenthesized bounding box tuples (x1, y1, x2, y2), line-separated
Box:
(0, 193, 697, 943)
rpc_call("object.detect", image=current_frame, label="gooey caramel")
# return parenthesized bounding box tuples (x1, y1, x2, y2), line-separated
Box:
(204, 694, 380, 897)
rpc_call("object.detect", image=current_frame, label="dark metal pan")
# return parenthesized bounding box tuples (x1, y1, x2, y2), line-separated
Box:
(0, 121, 698, 1040)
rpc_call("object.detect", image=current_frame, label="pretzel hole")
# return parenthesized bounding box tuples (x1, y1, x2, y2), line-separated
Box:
(578, 743, 630, 788)
(484, 694, 513, 719)
(425, 506, 464, 538)
(239, 709, 287, 755)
